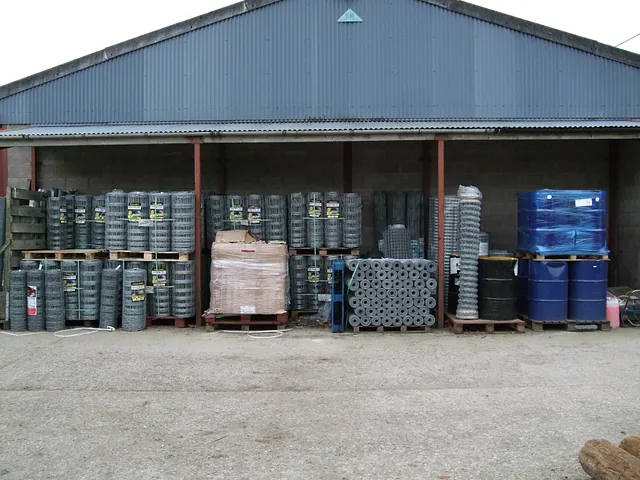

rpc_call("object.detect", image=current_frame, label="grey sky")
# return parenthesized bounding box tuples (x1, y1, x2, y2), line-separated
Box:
(0, 0, 638, 87)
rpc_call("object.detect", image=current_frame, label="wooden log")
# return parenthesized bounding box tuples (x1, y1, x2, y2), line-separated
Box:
(579, 439, 640, 480)
(619, 436, 640, 459)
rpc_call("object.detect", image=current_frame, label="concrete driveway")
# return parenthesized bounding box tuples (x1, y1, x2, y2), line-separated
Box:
(0, 327, 638, 479)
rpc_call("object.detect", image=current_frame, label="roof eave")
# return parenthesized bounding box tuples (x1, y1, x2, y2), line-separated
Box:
(422, 0, 640, 68)
(0, 0, 282, 100)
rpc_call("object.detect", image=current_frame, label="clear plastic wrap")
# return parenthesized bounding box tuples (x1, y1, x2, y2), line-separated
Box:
(209, 242, 288, 314)
(517, 190, 608, 255)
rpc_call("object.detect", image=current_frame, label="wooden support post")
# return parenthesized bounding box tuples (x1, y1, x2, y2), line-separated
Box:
(192, 138, 203, 326)
(608, 140, 618, 285)
(30, 147, 37, 191)
(343, 142, 353, 193)
(436, 136, 446, 329)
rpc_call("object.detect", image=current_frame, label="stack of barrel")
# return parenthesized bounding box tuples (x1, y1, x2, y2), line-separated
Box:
(515, 189, 609, 324)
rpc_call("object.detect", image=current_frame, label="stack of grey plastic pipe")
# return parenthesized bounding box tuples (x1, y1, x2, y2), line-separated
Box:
(456, 185, 482, 320)
(428, 195, 460, 309)
(346, 259, 437, 328)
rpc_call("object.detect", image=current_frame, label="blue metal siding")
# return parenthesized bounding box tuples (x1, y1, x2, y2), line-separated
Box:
(1, 0, 639, 124)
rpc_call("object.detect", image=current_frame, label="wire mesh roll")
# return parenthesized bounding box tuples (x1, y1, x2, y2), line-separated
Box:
(149, 192, 172, 252)
(387, 192, 406, 225)
(224, 195, 245, 230)
(456, 186, 482, 320)
(74, 195, 92, 249)
(9, 270, 27, 331)
(65, 195, 76, 249)
(105, 190, 127, 250)
(406, 191, 423, 242)
(19, 260, 39, 270)
(61, 260, 80, 321)
(99, 268, 122, 329)
(26, 270, 45, 331)
(206, 195, 225, 248)
(343, 193, 362, 248)
(171, 191, 195, 252)
(324, 255, 340, 294)
(428, 196, 460, 309)
(148, 261, 172, 317)
(80, 260, 103, 320)
(126, 191, 149, 251)
(323, 191, 342, 248)
(306, 192, 324, 248)
(264, 195, 287, 243)
(45, 269, 65, 332)
(125, 261, 145, 270)
(384, 225, 411, 259)
(122, 268, 146, 331)
(46, 197, 68, 250)
(172, 261, 195, 317)
(245, 194, 265, 240)
(289, 256, 307, 310)
(91, 195, 106, 249)
(307, 255, 323, 310)
(288, 193, 306, 248)
(373, 192, 387, 249)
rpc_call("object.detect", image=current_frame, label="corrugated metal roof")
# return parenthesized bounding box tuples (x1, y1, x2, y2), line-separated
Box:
(1, 0, 639, 125)
(1, 120, 639, 138)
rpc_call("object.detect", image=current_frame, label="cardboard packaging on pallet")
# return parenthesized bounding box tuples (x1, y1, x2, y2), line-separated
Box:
(209, 230, 287, 315)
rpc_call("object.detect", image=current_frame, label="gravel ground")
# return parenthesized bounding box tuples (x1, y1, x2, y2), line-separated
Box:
(0, 326, 638, 480)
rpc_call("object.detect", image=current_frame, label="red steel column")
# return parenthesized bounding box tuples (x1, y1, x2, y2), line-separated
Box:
(192, 138, 203, 326)
(0, 125, 7, 196)
(30, 147, 37, 191)
(437, 136, 445, 329)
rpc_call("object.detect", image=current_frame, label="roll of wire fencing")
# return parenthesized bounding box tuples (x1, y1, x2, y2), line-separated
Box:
(99, 268, 122, 329)
(342, 193, 362, 248)
(105, 190, 127, 250)
(45, 269, 65, 332)
(91, 195, 106, 249)
(80, 260, 103, 321)
(172, 261, 195, 318)
(306, 192, 324, 248)
(324, 191, 342, 248)
(127, 191, 150, 251)
(26, 269, 45, 331)
(148, 261, 172, 317)
(61, 260, 80, 321)
(122, 268, 147, 332)
(46, 196, 68, 250)
(74, 195, 92, 249)
(288, 193, 306, 248)
(9, 270, 27, 331)
(171, 191, 195, 252)
(206, 195, 225, 248)
(149, 192, 172, 252)
(265, 195, 288, 243)
(224, 195, 245, 231)
(289, 256, 308, 310)
(65, 195, 76, 249)
(246, 194, 265, 240)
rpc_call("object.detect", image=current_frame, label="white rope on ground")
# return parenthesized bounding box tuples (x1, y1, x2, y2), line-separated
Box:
(210, 328, 292, 339)
(53, 326, 115, 338)
(0, 330, 46, 337)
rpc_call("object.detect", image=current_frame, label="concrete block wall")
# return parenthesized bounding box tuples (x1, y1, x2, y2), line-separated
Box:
(615, 139, 640, 288)
(37, 139, 609, 255)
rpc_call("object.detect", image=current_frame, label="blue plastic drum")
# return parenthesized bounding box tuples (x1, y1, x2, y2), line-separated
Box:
(568, 261, 607, 321)
(528, 261, 568, 322)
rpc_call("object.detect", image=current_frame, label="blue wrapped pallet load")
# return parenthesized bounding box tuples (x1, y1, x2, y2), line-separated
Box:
(517, 190, 608, 255)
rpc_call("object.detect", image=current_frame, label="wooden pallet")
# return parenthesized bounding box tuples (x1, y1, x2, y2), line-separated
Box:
(516, 252, 609, 261)
(203, 312, 288, 331)
(446, 313, 525, 334)
(290, 309, 318, 322)
(523, 317, 611, 332)
(65, 319, 99, 328)
(288, 247, 360, 257)
(109, 250, 193, 262)
(24, 249, 107, 260)
(146, 316, 190, 328)
(352, 325, 432, 333)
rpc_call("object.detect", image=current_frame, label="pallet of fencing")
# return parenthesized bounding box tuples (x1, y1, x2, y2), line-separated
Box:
(24, 249, 107, 261)
(345, 258, 437, 332)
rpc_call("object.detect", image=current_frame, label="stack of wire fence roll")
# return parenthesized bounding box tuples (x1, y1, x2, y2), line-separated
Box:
(46, 196, 68, 249)
(74, 195, 92, 249)
(224, 195, 245, 230)
(127, 191, 149, 251)
(9, 270, 27, 331)
(45, 269, 65, 332)
(65, 195, 76, 249)
(122, 268, 146, 331)
(26, 269, 45, 331)
(171, 191, 195, 252)
(345, 259, 437, 328)
(91, 195, 106, 249)
(246, 194, 265, 240)
(105, 190, 127, 250)
(99, 268, 122, 328)
(61, 260, 80, 321)
(172, 261, 195, 318)
(288, 193, 306, 247)
(149, 191, 172, 252)
(148, 261, 172, 317)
